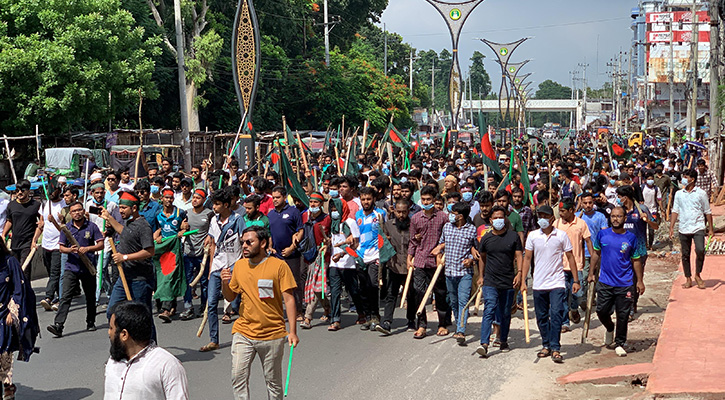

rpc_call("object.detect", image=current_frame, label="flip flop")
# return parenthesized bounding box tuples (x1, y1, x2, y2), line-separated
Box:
(327, 322, 340, 331)
(537, 348, 551, 358)
(413, 328, 427, 339)
(436, 327, 449, 337)
(695, 277, 706, 289)
(551, 351, 564, 363)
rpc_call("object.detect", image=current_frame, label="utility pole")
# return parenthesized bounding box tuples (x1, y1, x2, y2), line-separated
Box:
(173, 0, 191, 169)
(323, 0, 330, 65)
(430, 59, 440, 120)
(710, 0, 721, 181)
(669, 13, 675, 141)
(628, 49, 634, 133)
(688, 0, 699, 141)
(468, 70, 473, 124)
(579, 62, 588, 130)
(383, 23, 388, 76)
(408, 49, 417, 96)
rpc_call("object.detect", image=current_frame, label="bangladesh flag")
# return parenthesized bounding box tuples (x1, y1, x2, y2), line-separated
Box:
(519, 157, 533, 205)
(286, 125, 312, 155)
(153, 237, 186, 302)
(478, 114, 502, 177)
(608, 139, 631, 161)
(384, 123, 413, 152)
(440, 126, 449, 157)
(277, 143, 309, 207)
(345, 134, 359, 175)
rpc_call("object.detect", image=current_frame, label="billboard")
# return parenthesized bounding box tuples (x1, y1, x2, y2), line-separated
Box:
(647, 30, 710, 43)
(646, 11, 710, 24)
(647, 42, 710, 83)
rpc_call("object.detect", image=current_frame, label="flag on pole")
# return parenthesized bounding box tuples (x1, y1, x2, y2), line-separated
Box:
(607, 139, 632, 161)
(345, 134, 360, 175)
(277, 143, 309, 207)
(439, 126, 449, 157)
(153, 237, 186, 302)
(478, 115, 502, 177)
(383, 123, 413, 152)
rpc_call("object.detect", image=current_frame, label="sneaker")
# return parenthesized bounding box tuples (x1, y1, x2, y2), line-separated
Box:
(370, 316, 380, 331)
(51, 303, 59, 312)
(615, 346, 627, 357)
(500, 342, 511, 352)
(47, 324, 63, 338)
(476, 344, 488, 358)
(348, 305, 357, 313)
(570, 310, 581, 324)
(87, 323, 97, 332)
(360, 320, 371, 331)
(179, 309, 196, 321)
(3, 383, 16, 400)
(561, 325, 571, 333)
(604, 330, 614, 347)
(375, 321, 391, 336)
(40, 298, 52, 311)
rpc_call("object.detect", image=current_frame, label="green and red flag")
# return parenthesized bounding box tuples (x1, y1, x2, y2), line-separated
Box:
(276, 143, 309, 207)
(345, 134, 360, 175)
(478, 113, 502, 178)
(439, 126, 450, 157)
(608, 139, 632, 161)
(384, 123, 413, 152)
(153, 237, 186, 302)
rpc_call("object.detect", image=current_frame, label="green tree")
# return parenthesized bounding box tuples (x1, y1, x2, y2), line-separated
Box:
(468, 51, 491, 99)
(534, 79, 571, 99)
(0, 0, 160, 134)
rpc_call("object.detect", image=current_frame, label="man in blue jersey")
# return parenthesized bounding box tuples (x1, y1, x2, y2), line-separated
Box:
(355, 187, 387, 331)
(153, 188, 188, 322)
(589, 207, 644, 357)
(576, 192, 609, 311)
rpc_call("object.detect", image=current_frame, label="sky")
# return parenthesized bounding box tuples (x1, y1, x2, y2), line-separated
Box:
(377, 0, 637, 94)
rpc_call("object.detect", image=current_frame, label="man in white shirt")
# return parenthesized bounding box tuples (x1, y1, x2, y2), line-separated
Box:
(39, 182, 66, 311)
(520, 205, 579, 363)
(669, 169, 714, 290)
(104, 302, 189, 400)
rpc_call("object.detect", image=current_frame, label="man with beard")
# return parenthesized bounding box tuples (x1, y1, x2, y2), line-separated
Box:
(134, 180, 161, 233)
(511, 188, 535, 237)
(473, 191, 495, 242)
(576, 192, 609, 307)
(589, 207, 644, 357)
(354, 187, 387, 331)
(104, 302, 189, 399)
(221, 226, 299, 399)
(105, 171, 122, 205)
(2, 180, 42, 280)
(400, 181, 422, 215)
(47, 201, 104, 337)
(118, 167, 135, 191)
(376, 200, 415, 335)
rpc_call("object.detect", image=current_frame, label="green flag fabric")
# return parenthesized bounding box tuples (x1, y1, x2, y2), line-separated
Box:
(478, 114, 503, 178)
(384, 123, 413, 152)
(153, 237, 186, 302)
(277, 144, 309, 207)
(440, 126, 449, 157)
(519, 158, 533, 205)
(345, 134, 359, 175)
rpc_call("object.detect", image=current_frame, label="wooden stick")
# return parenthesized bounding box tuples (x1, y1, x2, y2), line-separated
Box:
(21, 246, 37, 272)
(581, 279, 596, 344)
(295, 130, 309, 172)
(35, 125, 41, 163)
(135, 90, 143, 183)
(197, 304, 208, 338)
(3, 136, 16, 184)
(48, 215, 96, 275)
(416, 258, 444, 316)
(189, 245, 210, 287)
(473, 287, 482, 316)
(334, 145, 342, 176)
(400, 266, 414, 308)
(522, 288, 530, 343)
(109, 241, 132, 301)
(361, 120, 368, 154)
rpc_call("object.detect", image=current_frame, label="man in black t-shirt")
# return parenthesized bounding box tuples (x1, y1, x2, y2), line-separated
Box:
(476, 205, 523, 357)
(2, 180, 42, 279)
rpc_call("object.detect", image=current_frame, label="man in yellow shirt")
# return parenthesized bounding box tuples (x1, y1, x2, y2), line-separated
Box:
(221, 225, 299, 400)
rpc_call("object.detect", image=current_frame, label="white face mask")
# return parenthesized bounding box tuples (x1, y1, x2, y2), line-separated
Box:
(538, 218, 551, 229)
(492, 218, 506, 231)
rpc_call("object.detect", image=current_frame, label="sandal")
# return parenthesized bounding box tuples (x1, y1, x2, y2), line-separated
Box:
(300, 319, 312, 329)
(437, 327, 449, 336)
(537, 348, 551, 358)
(320, 314, 330, 322)
(551, 351, 564, 363)
(296, 314, 304, 322)
(413, 327, 427, 339)
(199, 342, 220, 352)
(221, 313, 232, 324)
(454, 333, 466, 345)
(328, 322, 340, 331)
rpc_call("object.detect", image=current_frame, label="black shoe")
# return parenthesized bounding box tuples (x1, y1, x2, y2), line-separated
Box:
(500, 342, 511, 352)
(179, 309, 196, 321)
(406, 322, 416, 332)
(570, 310, 581, 324)
(47, 324, 63, 338)
(40, 298, 52, 311)
(87, 323, 97, 332)
(360, 320, 371, 331)
(375, 322, 391, 336)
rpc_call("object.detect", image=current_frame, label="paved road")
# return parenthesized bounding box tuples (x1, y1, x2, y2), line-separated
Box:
(15, 278, 549, 400)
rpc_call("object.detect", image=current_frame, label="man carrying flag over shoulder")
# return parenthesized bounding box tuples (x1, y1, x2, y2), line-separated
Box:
(153, 188, 188, 323)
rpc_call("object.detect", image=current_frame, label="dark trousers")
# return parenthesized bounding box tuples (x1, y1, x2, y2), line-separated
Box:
(328, 268, 364, 324)
(595, 282, 633, 347)
(533, 288, 566, 352)
(632, 255, 647, 312)
(54, 270, 96, 328)
(381, 270, 415, 326)
(679, 230, 706, 278)
(413, 267, 450, 329)
(285, 257, 305, 314)
(357, 261, 380, 318)
(43, 248, 62, 301)
(183, 255, 202, 309)
(12, 247, 32, 281)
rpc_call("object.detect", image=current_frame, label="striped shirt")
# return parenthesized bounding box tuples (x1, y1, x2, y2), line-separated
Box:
(408, 209, 448, 269)
(438, 222, 477, 277)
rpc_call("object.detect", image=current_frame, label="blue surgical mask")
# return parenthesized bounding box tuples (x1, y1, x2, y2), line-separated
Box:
(462, 192, 473, 202)
(592, 172, 599, 177)
(383, 168, 390, 175)
(358, 163, 363, 169)
(329, 190, 339, 198)
(537, 218, 550, 229)
(309, 206, 320, 214)
(331, 211, 341, 220)
(681, 177, 689, 186)
(249, 186, 256, 193)
(448, 213, 457, 223)
(150, 185, 159, 194)
(269, 180, 276, 185)
(609, 179, 616, 186)
(492, 218, 506, 230)
(616, 198, 622, 206)
(400, 177, 408, 183)
(646, 179, 655, 186)
(421, 203, 434, 210)
(447, 204, 453, 212)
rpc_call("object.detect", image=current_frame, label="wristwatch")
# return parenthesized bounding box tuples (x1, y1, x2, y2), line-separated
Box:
(123, 255, 129, 261)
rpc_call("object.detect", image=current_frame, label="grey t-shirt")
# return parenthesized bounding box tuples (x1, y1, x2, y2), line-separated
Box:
(118, 217, 155, 282)
(184, 208, 214, 257)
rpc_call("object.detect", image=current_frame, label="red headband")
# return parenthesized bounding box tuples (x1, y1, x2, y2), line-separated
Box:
(194, 189, 207, 199)
(162, 188, 175, 196)
(309, 193, 325, 202)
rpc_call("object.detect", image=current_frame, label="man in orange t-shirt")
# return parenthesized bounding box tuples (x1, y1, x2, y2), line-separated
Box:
(221, 225, 299, 399)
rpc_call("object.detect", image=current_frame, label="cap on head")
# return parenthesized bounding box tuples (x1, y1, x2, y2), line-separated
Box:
(536, 205, 554, 216)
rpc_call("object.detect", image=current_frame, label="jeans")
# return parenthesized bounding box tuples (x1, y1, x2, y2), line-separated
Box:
(413, 268, 451, 329)
(595, 282, 633, 347)
(206, 270, 223, 344)
(183, 255, 203, 310)
(43, 248, 62, 301)
(381, 270, 415, 326)
(357, 261, 380, 318)
(446, 273, 473, 334)
(533, 288, 566, 352)
(106, 278, 156, 342)
(480, 286, 514, 345)
(679, 230, 706, 278)
(55, 270, 96, 328)
(562, 270, 583, 326)
(328, 268, 363, 324)
(230, 333, 285, 400)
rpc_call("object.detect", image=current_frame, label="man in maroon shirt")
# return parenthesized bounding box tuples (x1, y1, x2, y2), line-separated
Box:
(407, 185, 450, 339)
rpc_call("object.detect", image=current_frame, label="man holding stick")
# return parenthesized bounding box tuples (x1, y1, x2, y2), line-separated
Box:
(589, 207, 644, 357)
(102, 191, 155, 325)
(47, 201, 104, 337)
(39, 180, 66, 311)
(179, 189, 213, 321)
(2, 180, 42, 280)
(221, 225, 299, 400)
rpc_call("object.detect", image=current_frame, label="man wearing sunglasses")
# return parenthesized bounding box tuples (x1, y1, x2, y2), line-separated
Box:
(104, 171, 122, 205)
(2, 180, 42, 280)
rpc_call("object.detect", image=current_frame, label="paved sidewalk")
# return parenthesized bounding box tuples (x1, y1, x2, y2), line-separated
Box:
(646, 255, 725, 395)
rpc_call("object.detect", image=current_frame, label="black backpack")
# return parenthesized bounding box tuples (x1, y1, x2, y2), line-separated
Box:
(297, 220, 319, 263)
